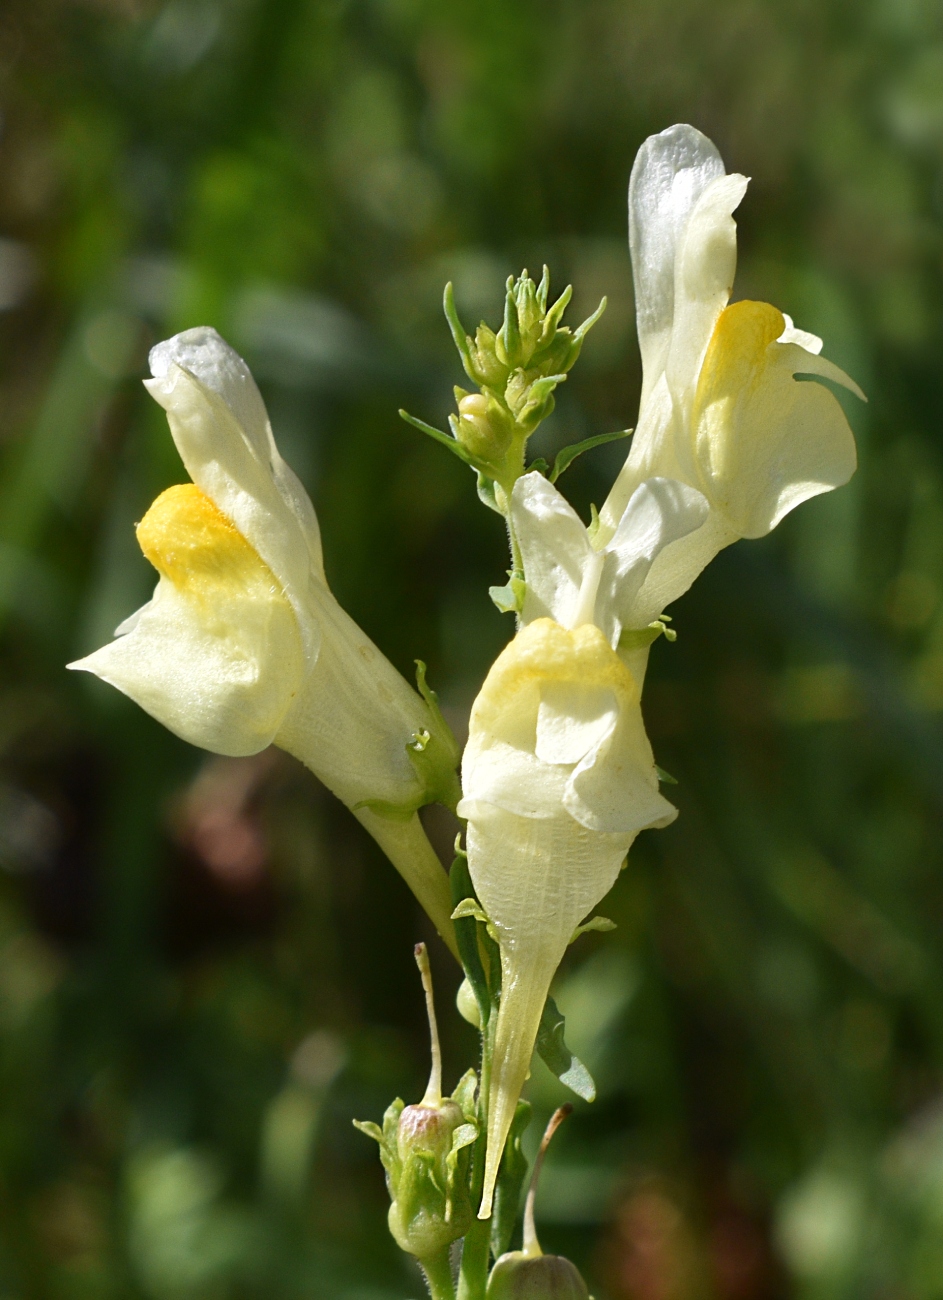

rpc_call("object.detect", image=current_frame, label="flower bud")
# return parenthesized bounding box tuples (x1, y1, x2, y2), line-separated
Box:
(486, 1253, 590, 1300)
(454, 393, 514, 461)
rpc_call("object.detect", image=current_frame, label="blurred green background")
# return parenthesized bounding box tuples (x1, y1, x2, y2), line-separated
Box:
(1, 0, 943, 1295)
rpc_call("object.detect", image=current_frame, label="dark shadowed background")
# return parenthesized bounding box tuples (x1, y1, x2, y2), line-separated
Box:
(1, 1, 942, 1296)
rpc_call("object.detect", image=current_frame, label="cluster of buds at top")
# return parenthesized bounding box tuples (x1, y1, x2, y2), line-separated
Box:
(443, 268, 606, 497)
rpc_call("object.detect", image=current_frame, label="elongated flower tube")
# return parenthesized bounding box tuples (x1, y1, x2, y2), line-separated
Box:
(598, 123, 865, 617)
(69, 328, 459, 953)
(457, 475, 705, 1216)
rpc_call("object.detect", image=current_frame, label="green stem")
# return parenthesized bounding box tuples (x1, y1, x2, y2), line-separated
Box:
(352, 808, 460, 962)
(458, 1011, 496, 1300)
(457, 1219, 491, 1300)
(421, 1248, 457, 1300)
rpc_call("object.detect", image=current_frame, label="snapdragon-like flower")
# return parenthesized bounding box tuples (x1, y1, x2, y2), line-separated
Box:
(598, 123, 865, 616)
(69, 328, 458, 951)
(458, 473, 707, 1217)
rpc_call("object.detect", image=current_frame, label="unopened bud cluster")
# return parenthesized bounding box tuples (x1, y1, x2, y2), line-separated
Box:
(445, 268, 605, 491)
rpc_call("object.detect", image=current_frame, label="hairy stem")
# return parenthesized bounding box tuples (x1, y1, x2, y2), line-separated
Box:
(458, 1006, 496, 1300)
(421, 1248, 457, 1300)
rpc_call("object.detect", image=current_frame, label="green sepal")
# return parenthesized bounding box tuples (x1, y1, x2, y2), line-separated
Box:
(412, 661, 462, 811)
(354, 665, 460, 821)
(541, 283, 573, 338)
(443, 281, 477, 382)
(452, 897, 499, 944)
(353, 1097, 405, 1184)
(569, 916, 617, 944)
(352, 1119, 385, 1145)
(572, 294, 607, 345)
(549, 428, 632, 483)
(535, 996, 596, 1103)
(351, 797, 415, 822)
(451, 1068, 479, 1121)
(509, 371, 566, 431)
(498, 276, 523, 369)
(656, 766, 678, 786)
(490, 1099, 533, 1259)
(446, 1122, 479, 1220)
(489, 573, 526, 615)
(618, 618, 675, 653)
(449, 851, 501, 1013)
(477, 473, 504, 515)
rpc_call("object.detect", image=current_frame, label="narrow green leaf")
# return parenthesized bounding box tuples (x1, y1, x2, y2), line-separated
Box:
(656, 765, 678, 785)
(549, 428, 632, 483)
(535, 995, 596, 1103)
(399, 409, 475, 466)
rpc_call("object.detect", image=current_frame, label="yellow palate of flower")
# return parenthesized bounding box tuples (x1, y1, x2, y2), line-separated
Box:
(136, 483, 283, 603)
(470, 617, 639, 733)
(692, 300, 787, 489)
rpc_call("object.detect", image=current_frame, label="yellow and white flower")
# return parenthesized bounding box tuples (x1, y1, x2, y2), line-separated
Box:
(598, 123, 865, 616)
(457, 468, 709, 1216)
(70, 328, 458, 950)
(511, 468, 708, 639)
(459, 618, 673, 1217)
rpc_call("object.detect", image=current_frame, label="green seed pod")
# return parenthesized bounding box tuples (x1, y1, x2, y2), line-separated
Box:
(354, 945, 478, 1265)
(486, 1252, 590, 1300)
(388, 1092, 476, 1258)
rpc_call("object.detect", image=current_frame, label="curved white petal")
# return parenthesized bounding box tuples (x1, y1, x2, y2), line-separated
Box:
(535, 680, 617, 766)
(597, 371, 676, 541)
(457, 741, 569, 819)
(600, 476, 709, 634)
(511, 472, 592, 626)
(566, 703, 677, 834)
(629, 124, 727, 402)
(70, 575, 304, 756)
(145, 329, 324, 655)
(627, 509, 740, 628)
(666, 171, 749, 430)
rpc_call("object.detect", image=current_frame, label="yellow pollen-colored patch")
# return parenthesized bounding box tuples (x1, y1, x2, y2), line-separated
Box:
(695, 300, 785, 413)
(136, 484, 279, 600)
(470, 617, 638, 738)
